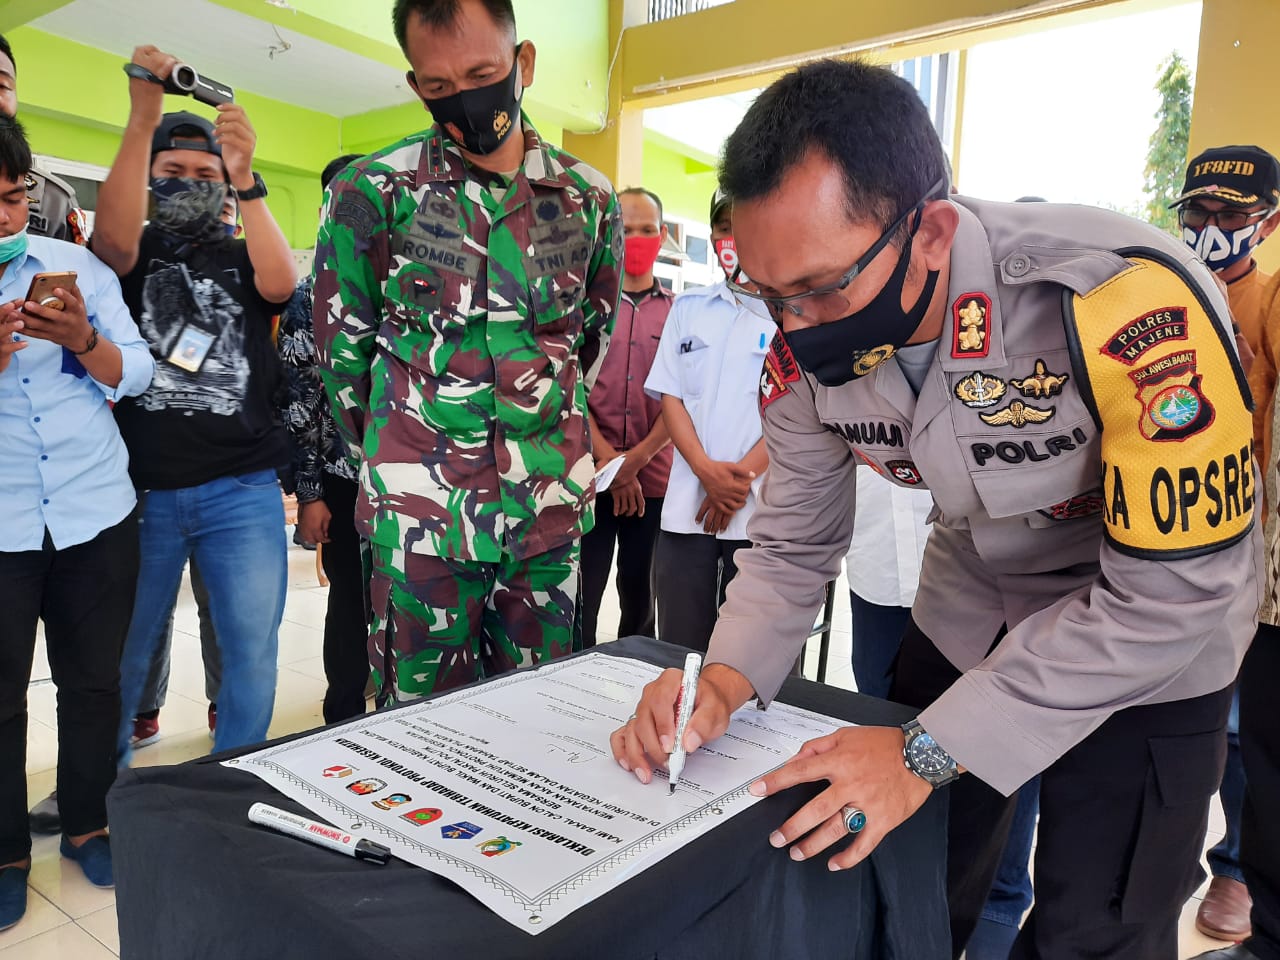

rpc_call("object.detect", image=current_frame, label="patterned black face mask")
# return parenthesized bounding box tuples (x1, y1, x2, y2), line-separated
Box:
(150, 178, 229, 245)
(421, 46, 524, 156)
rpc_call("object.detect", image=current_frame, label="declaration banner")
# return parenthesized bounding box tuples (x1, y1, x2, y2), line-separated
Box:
(226, 653, 843, 933)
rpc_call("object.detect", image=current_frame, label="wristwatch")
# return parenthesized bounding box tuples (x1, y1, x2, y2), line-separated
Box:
(234, 172, 268, 202)
(901, 719, 960, 788)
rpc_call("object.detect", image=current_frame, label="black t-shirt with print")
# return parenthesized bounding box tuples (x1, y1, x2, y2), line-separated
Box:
(113, 228, 291, 489)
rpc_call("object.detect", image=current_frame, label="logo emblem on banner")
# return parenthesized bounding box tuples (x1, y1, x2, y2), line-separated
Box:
(372, 793, 412, 810)
(346, 778, 386, 796)
(401, 808, 443, 826)
(441, 822, 483, 840)
(478, 836, 522, 858)
(322, 765, 355, 779)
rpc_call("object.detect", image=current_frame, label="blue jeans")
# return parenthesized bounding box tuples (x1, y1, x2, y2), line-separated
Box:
(117, 470, 286, 761)
(1207, 686, 1246, 882)
(848, 592, 911, 699)
(966, 779, 1039, 960)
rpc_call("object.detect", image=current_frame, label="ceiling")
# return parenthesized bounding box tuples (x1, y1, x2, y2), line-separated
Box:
(33, 0, 417, 117)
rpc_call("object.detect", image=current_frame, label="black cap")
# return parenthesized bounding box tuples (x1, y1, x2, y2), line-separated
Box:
(709, 187, 731, 224)
(1170, 144, 1280, 209)
(151, 111, 221, 158)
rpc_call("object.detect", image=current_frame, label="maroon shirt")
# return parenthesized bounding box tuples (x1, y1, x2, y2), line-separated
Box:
(589, 282, 675, 497)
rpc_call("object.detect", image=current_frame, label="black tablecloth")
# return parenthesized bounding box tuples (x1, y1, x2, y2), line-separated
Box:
(108, 636, 949, 959)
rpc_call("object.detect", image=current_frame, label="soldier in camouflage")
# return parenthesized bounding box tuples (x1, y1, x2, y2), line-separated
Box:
(313, 0, 622, 704)
(0, 35, 87, 244)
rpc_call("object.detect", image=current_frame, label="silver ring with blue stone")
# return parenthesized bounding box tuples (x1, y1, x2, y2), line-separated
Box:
(841, 805, 867, 835)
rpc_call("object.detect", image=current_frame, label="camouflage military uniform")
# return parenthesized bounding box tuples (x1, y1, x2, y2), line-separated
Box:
(26, 166, 87, 244)
(313, 119, 622, 703)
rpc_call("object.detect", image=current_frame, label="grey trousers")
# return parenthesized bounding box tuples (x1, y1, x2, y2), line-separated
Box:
(653, 531, 749, 654)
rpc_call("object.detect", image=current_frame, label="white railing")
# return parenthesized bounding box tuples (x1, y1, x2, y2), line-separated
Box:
(648, 0, 734, 23)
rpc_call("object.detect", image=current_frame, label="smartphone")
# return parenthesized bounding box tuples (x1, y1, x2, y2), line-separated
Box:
(23, 271, 77, 311)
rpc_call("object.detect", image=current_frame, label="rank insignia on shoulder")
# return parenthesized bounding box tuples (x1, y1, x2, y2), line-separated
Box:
(1011, 359, 1069, 399)
(1130, 349, 1214, 442)
(954, 371, 1007, 408)
(760, 331, 801, 410)
(885, 460, 923, 485)
(979, 400, 1055, 428)
(952, 292, 991, 358)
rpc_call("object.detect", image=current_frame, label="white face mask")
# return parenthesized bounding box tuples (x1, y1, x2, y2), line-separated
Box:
(1183, 222, 1263, 270)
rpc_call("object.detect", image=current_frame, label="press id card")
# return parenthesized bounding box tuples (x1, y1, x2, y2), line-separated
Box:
(167, 324, 216, 373)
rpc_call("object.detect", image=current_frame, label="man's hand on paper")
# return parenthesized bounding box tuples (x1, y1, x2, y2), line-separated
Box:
(747, 726, 933, 872)
(609, 663, 753, 783)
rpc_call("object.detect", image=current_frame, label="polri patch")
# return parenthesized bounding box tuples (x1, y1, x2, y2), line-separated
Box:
(954, 371, 1007, 408)
(1039, 492, 1105, 522)
(1129, 349, 1215, 442)
(979, 400, 1055, 428)
(952, 293, 991, 358)
(760, 331, 800, 410)
(1010, 359, 1069, 399)
(1102, 307, 1187, 365)
(885, 460, 923, 485)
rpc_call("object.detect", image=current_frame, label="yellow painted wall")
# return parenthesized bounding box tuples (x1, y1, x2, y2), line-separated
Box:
(1189, 0, 1280, 274)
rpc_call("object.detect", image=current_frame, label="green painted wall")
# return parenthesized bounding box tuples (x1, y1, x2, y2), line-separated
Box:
(2, 1, 608, 247)
(641, 138, 719, 227)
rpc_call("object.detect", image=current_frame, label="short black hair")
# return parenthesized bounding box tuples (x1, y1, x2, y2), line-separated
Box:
(321, 154, 361, 191)
(392, 0, 516, 52)
(0, 115, 32, 184)
(721, 59, 947, 233)
(619, 186, 664, 224)
(0, 34, 13, 74)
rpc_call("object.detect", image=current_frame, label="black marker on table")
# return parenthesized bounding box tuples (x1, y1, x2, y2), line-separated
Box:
(248, 802, 391, 864)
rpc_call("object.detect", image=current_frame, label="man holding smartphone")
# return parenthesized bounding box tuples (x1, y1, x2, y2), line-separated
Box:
(90, 44, 297, 762)
(0, 115, 154, 930)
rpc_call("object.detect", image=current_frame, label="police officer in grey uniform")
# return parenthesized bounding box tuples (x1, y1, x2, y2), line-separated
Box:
(612, 60, 1260, 960)
(0, 35, 86, 245)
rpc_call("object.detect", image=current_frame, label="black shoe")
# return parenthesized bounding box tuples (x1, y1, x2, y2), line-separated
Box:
(1188, 944, 1262, 959)
(28, 790, 60, 835)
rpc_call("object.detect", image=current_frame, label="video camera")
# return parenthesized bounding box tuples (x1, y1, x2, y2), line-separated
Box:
(124, 62, 234, 107)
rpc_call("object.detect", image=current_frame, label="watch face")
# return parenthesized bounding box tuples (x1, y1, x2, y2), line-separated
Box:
(909, 732, 953, 775)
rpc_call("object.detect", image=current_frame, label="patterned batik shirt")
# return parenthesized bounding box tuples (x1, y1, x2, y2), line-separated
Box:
(278, 277, 358, 503)
(313, 120, 622, 563)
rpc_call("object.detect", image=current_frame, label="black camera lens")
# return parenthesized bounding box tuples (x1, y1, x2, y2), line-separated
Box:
(171, 64, 198, 93)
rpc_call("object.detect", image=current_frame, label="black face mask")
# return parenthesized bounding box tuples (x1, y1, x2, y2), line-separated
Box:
(784, 232, 939, 387)
(149, 177, 229, 246)
(421, 46, 524, 156)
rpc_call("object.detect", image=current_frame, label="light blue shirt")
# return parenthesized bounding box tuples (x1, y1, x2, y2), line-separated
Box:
(0, 235, 155, 551)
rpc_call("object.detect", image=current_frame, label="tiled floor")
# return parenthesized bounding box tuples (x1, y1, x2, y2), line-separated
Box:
(6, 546, 1240, 958)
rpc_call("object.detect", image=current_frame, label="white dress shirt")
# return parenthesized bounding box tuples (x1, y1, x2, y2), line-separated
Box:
(644, 282, 775, 541)
(844, 465, 934, 607)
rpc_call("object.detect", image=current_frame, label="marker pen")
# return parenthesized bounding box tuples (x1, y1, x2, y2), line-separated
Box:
(667, 652, 703, 795)
(248, 802, 391, 865)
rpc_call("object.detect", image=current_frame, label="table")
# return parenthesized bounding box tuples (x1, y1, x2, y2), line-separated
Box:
(108, 636, 949, 959)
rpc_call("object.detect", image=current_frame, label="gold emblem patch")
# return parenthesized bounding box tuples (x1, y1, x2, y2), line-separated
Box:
(954, 372, 1007, 408)
(979, 400, 1055, 428)
(1010, 359, 1070, 399)
(852, 344, 896, 377)
(951, 293, 991, 358)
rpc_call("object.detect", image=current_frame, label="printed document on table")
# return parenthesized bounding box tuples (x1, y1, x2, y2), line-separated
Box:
(227, 653, 845, 934)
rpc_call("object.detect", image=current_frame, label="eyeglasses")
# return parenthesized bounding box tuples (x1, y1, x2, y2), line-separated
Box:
(727, 177, 945, 322)
(1178, 205, 1274, 232)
